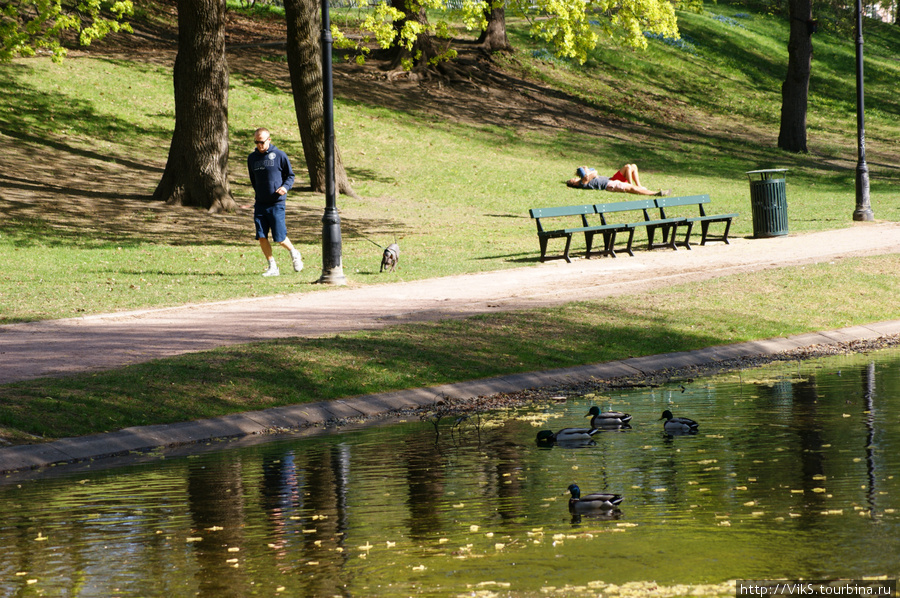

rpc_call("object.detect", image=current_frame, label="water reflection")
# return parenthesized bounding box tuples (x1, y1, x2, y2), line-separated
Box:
(2, 348, 899, 596)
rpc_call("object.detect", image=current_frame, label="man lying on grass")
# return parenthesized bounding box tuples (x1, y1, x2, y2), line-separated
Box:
(566, 164, 670, 197)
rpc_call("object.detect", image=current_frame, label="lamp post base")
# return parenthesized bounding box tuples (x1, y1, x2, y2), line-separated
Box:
(853, 163, 874, 222)
(852, 209, 874, 222)
(317, 267, 347, 286)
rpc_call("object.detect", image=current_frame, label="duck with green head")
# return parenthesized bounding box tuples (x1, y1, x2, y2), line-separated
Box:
(566, 484, 624, 512)
(659, 409, 699, 434)
(585, 405, 632, 428)
(536, 428, 602, 444)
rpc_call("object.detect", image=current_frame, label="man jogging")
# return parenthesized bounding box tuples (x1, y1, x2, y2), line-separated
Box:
(248, 127, 303, 277)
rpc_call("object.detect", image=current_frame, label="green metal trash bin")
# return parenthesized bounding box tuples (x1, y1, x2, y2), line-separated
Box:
(747, 169, 789, 238)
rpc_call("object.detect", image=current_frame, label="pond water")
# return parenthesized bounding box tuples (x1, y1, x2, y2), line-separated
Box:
(2, 349, 900, 597)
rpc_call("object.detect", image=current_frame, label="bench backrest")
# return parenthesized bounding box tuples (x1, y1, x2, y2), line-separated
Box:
(594, 199, 656, 214)
(654, 194, 710, 209)
(529, 205, 594, 219)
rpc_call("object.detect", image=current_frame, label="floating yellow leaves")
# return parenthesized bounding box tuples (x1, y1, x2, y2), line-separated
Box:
(412, 565, 426, 571)
(206, 526, 223, 531)
(473, 581, 512, 589)
(494, 543, 506, 550)
(34, 533, 48, 542)
(386, 541, 396, 548)
(743, 501, 756, 507)
(544, 581, 735, 597)
(227, 547, 240, 553)
(812, 488, 827, 493)
(453, 503, 466, 509)
(186, 537, 203, 543)
(470, 525, 480, 532)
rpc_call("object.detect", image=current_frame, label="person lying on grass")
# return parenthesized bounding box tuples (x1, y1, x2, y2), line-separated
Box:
(566, 164, 670, 197)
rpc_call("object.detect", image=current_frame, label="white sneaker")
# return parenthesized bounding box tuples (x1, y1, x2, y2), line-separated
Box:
(291, 250, 303, 272)
(262, 263, 280, 277)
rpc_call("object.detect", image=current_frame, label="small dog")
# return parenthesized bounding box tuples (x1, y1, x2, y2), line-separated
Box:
(381, 243, 400, 272)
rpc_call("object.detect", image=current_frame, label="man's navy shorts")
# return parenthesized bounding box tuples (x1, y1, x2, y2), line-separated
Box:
(254, 203, 287, 243)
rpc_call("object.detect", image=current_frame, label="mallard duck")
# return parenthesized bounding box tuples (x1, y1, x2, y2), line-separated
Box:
(585, 405, 633, 427)
(536, 428, 602, 443)
(659, 409, 699, 433)
(567, 484, 624, 511)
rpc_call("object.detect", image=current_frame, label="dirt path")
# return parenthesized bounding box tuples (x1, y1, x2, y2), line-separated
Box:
(2, 222, 900, 384)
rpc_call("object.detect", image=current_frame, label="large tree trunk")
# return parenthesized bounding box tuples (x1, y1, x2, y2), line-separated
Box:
(778, 0, 814, 153)
(283, 0, 356, 197)
(387, 0, 439, 71)
(477, 2, 512, 52)
(152, 0, 236, 213)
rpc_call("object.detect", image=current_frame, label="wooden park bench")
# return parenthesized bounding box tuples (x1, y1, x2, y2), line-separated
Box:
(593, 198, 689, 257)
(654, 194, 738, 248)
(528, 204, 628, 263)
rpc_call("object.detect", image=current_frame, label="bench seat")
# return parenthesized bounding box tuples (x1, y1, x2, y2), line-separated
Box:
(595, 199, 689, 257)
(655, 194, 738, 247)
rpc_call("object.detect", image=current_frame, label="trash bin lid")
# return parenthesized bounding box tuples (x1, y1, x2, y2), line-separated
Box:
(746, 168, 789, 180)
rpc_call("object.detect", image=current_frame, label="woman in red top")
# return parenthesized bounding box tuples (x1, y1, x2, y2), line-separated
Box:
(567, 164, 670, 196)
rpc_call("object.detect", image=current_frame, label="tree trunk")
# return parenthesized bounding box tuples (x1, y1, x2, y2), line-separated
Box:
(778, 0, 814, 153)
(283, 0, 356, 198)
(152, 0, 236, 213)
(387, 0, 438, 71)
(477, 2, 512, 52)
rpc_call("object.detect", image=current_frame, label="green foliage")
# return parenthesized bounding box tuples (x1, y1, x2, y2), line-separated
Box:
(1, 0, 133, 63)
(334, 0, 679, 67)
(512, 0, 679, 62)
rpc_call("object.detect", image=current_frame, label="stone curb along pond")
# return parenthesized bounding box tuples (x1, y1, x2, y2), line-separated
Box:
(2, 320, 900, 478)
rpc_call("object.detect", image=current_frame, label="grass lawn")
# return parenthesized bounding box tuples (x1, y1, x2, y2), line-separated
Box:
(0, 0, 898, 443)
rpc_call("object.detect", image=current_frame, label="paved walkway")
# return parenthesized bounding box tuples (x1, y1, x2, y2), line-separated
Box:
(2, 222, 900, 475)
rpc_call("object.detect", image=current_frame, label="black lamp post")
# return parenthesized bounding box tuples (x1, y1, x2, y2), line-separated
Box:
(852, 0, 874, 221)
(317, 0, 347, 285)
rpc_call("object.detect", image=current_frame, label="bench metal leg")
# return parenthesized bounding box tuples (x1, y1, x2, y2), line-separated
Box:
(624, 228, 636, 257)
(584, 232, 595, 258)
(562, 234, 573, 263)
(681, 222, 694, 250)
(603, 231, 618, 257)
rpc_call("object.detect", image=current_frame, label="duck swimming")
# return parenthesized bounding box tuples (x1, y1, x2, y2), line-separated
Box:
(566, 484, 624, 511)
(585, 405, 633, 427)
(659, 409, 699, 433)
(536, 428, 603, 443)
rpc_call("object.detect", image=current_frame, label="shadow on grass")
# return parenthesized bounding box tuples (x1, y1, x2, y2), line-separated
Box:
(0, 301, 789, 439)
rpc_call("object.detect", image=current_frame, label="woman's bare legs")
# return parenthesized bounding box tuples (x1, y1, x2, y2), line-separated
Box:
(621, 164, 644, 188)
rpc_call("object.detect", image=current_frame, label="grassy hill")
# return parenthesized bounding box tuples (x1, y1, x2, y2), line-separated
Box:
(1, 1, 899, 442)
(0, 0, 898, 326)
